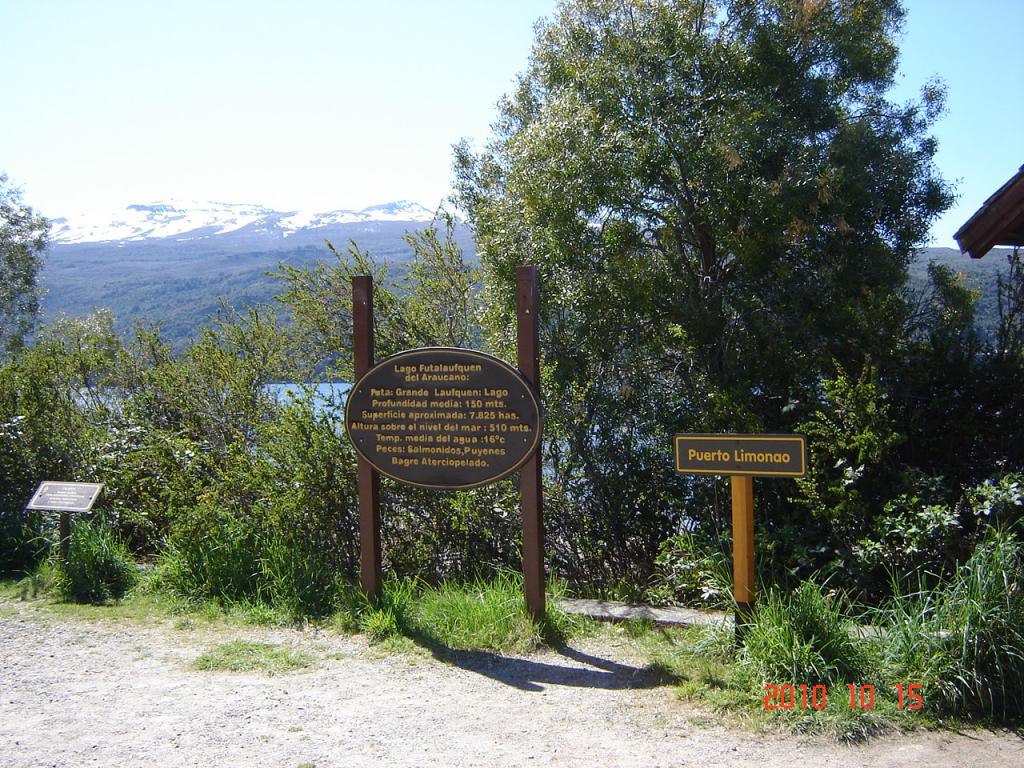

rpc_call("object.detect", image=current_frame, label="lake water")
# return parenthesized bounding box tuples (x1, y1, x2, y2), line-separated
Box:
(266, 382, 351, 417)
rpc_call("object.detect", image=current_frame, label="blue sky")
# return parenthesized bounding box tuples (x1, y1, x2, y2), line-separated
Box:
(3, 0, 1021, 247)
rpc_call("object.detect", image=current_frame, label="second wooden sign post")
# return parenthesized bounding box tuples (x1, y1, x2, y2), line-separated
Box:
(674, 433, 807, 636)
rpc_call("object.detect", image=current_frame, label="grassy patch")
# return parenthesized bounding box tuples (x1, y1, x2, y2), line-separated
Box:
(192, 640, 313, 674)
(410, 571, 546, 652)
(7, 558, 591, 656)
(0, 578, 27, 600)
(876, 528, 1024, 721)
(333, 572, 594, 654)
(738, 581, 870, 687)
(7, 581, 193, 626)
(622, 622, 765, 720)
(611, 589, 944, 741)
(0, 569, 299, 633)
(623, 617, 658, 639)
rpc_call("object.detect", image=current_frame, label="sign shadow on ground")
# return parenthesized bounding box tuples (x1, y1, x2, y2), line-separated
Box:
(411, 634, 678, 693)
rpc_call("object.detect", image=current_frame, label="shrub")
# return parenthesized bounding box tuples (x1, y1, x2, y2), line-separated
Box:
(880, 528, 1024, 721)
(0, 335, 99, 575)
(739, 581, 869, 687)
(964, 473, 1024, 528)
(0, 508, 48, 577)
(646, 531, 731, 607)
(852, 475, 961, 593)
(53, 517, 137, 603)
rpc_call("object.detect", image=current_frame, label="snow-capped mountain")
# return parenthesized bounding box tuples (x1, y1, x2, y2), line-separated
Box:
(49, 199, 437, 245)
(41, 197, 475, 350)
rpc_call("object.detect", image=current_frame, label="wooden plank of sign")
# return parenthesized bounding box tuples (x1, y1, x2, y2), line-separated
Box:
(517, 264, 545, 622)
(352, 274, 382, 603)
(674, 434, 806, 478)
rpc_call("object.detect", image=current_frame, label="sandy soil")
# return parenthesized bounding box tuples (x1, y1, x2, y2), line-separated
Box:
(0, 599, 1020, 768)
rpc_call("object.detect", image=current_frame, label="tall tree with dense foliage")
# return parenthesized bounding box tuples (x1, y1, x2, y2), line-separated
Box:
(0, 174, 49, 357)
(455, 0, 952, 586)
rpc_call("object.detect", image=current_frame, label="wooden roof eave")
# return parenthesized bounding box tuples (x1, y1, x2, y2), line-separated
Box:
(955, 164, 1024, 259)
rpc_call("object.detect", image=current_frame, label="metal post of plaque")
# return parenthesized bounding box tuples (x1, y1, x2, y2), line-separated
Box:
(26, 482, 104, 560)
(353, 276, 382, 601)
(516, 265, 545, 621)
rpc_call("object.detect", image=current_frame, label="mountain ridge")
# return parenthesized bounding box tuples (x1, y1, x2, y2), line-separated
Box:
(50, 199, 438, 245)
(39, 201, 1013, 351)
(41, 199, 473, 349)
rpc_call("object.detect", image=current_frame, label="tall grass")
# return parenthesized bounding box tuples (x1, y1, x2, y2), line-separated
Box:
(258, 530, 342, 618)
(0, 509, 49, 577)
(53, 518, 137, 603)
(878, 528, 1024, 721)
(345, 572, 587, 652)
(410, 570, 546, 651)
(156, 505, 343, 619)
(156, 506, 262, 602)
(739, 580, 870, 687)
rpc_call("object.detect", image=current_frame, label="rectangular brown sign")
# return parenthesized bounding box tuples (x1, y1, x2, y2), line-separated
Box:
(26, 482, 104, 512)
(674, 434, 806, 477)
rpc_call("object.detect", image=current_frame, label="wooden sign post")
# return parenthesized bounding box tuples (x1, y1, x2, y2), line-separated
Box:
(516, 265, 545, 621)
(352, 276, 382, 601)
(674, 434, 806, 637)
(347, 268, 545, 620)
(731, 475, 755, 620)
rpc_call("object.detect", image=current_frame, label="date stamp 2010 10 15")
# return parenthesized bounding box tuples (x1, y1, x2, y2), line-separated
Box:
(763, 684, 924, 711)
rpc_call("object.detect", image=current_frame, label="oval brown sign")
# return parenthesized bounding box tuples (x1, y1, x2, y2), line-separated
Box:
(344, 347, 541, 489)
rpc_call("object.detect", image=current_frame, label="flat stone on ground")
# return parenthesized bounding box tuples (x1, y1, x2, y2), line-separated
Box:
(557, 598, 730, 627)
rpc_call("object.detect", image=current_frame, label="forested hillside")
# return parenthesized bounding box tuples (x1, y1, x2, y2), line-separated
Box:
(37, 238, 1015, 352)
(40, 218, 476, 349)
(909, 247, 1015, 337)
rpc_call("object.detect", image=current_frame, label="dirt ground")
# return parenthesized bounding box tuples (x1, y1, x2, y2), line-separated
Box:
(1, 598, 1020, 768)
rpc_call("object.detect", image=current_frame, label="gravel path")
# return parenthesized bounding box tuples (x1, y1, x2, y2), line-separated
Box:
(1, 599, 1020, 768)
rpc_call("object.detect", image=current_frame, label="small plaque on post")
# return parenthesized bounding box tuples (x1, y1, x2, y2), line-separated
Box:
(26, 482, 104, 512)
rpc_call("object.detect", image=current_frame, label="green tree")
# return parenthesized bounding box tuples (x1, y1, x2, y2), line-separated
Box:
(455, 0, 952, 587)
(0, 174, 49, 356)
(271, 217, 528, 585)
(0, 311, 122, 574)
(272, 213, 482, 378)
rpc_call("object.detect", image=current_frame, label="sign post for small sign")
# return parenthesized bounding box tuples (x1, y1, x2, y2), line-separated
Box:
(674, 434, 806, 638)
(26, 481, 104, 559)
